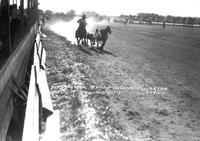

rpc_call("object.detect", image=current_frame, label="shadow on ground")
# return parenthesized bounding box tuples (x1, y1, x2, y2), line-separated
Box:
(89, 47, 118, 57)
(77, 46, 93, 56)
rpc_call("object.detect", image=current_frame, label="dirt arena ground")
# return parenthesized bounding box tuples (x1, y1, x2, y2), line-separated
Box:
(41, 23, 200, 141)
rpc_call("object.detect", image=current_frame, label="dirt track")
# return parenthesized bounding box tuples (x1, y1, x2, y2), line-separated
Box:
(42, 23, 200, 141)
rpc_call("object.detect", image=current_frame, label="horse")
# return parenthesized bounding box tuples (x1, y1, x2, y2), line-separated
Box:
(97, 26, 112, 49)
(75, 26, 87, 46)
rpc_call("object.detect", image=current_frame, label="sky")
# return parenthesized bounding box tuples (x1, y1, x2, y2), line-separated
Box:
(39, 0, 200, 17)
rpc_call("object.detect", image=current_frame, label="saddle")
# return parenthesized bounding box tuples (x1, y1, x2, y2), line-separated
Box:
(76, 26, 87, 38)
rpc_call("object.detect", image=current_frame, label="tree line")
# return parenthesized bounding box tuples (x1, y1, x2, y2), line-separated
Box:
(38, 9, 76, 22)
(38, 9, 110, 23)
(117, 13, 200, 26)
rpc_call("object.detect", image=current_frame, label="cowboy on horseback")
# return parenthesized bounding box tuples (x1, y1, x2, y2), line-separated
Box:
(76, 15, 87, 46)
(77, 14, 87, 34)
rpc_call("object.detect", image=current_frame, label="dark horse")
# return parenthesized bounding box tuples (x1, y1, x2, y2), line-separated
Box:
(75, 26, 87, 46)
(97, 26, 112, 49)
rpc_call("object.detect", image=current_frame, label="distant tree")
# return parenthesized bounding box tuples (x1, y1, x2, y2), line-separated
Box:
(66, 9, 76, 17)
(38, 9, 44, 16)
(166, 15, 173, 23)
(172, 17, 177, 25)
(45, 10, 53, 16)
(82, 11, 99, 17)
(116, 12, 199, 26)
(180, 17, 187, 25)
(45, 10, 53, 20)
(176, 17, 182, 24)
(119, 15, 125, 18)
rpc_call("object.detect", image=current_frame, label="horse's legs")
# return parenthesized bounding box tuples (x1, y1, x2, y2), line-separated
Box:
(97, 41, 99, 48)
(92, 41, 94, 48)
(78, 38, 81, 45)
(90, 40, 93, 47)
(77, 37, 79, 45)
(78, 38, 82, 46)
(86, 38, 89, 45)
(80, 38, 83, 45)
(101, 40, 106, 49)
(76, 37, 79, 45)
(84, 38, 87, 46)
(82, 38, 85, 46)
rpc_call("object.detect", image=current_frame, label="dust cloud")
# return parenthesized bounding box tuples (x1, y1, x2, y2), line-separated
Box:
(49, 16, 108, 44)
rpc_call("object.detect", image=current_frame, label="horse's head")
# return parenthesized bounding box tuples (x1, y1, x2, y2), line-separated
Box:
(106, 26, 111, 34)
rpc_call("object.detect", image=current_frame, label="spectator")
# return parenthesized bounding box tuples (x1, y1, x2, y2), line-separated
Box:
(77, 14, 87, 36)
(10, 4, 21, 41)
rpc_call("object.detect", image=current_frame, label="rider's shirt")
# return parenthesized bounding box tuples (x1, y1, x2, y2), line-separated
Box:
(11, 8, 20, 19)
(94, 31, 101, 39)
(77, 18, 87, 28)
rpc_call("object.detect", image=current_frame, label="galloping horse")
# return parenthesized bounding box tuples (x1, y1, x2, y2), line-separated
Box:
(98, 26, 112, 49)
(75, 26, 87, 46)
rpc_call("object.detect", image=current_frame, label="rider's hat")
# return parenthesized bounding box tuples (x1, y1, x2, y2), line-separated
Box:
(82, 14, 86, 19)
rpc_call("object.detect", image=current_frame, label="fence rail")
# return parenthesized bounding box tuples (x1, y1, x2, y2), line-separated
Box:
(22, 27, 54, 141)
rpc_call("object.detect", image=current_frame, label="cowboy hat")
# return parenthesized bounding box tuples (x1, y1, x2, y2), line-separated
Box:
(82, 15, 86, 18)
